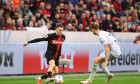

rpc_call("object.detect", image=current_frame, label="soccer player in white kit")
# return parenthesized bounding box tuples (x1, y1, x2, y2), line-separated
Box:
(80, 22, 121, 84)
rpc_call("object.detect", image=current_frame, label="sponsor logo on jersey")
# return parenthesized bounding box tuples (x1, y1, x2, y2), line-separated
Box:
(51, 40, 64, 44)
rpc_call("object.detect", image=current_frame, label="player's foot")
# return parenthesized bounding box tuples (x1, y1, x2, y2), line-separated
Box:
(36, 77, 41, 84)
(46, 78, 55, 84)
(105, 73, 114, 83)
(80, 79, 92, 84)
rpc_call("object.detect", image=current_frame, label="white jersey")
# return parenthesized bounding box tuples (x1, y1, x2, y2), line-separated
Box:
(99, 31, 121, 57)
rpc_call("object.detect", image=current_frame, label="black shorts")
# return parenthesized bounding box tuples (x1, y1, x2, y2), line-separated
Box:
(45, 51, 59, 66)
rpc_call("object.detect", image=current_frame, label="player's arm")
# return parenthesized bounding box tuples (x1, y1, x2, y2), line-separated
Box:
(102, 44, 110, 69)
(23, 36, 50, 47)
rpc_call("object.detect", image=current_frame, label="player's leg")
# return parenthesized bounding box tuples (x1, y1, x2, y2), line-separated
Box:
(52, 66, 59, 76)
(36, 60, 55, 82)
(99, 53, 117, 83)
(46, 60, 59, 83)
(80, 56, 104, 84)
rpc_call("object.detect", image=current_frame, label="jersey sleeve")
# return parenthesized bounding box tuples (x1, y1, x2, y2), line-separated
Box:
(28, 34, 51, 43)
(99, 34, 109, 46)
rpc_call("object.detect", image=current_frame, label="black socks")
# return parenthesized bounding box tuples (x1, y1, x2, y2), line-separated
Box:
(41, 71, 52, 79)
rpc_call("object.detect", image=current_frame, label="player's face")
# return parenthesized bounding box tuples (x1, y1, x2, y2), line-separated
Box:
(91, 28, 96, 35)
(56, 27, 64, 36)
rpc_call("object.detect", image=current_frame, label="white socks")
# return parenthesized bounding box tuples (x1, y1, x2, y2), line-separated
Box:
(88, 64, 98, 80)
(99, 63, 110, 76)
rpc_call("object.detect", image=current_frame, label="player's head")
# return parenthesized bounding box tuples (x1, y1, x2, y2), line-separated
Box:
(55, 24, 64, 36)
(90, 22, 99, 35)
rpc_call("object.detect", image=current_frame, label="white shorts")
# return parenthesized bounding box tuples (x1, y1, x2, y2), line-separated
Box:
(99, 51, 120, 61)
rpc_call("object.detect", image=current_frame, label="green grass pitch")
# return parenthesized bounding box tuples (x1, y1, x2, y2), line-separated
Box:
(0, 72, 140, 84)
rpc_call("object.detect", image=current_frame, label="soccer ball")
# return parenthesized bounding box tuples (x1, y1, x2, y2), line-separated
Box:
(54, 75, 64, 84)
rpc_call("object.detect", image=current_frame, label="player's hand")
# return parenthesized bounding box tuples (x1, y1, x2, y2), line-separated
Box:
(102, 61, 108, 69)
(23, 42, 28, 47)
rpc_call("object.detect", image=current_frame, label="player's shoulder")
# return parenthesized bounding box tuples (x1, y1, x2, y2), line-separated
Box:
(61, 34, 66, 39)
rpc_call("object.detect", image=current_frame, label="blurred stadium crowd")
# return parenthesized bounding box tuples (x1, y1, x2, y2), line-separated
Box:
(0, 0, 139, 32)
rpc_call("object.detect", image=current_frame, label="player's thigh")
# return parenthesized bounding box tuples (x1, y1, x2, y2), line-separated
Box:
(94, 56, 105, 64)
(49, 60, 56, 66)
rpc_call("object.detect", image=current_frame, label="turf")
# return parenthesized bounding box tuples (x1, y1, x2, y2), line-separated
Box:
(0, 72, 140, 84)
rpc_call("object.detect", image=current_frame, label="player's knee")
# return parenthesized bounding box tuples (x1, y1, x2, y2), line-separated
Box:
(94, 59, 98, 64)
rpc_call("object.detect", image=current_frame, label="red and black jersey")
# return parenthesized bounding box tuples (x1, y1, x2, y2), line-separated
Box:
(28, 33, 65, 59)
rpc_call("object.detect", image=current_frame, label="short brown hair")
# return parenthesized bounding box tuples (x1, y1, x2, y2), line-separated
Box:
(90, 22, 99, 30)
(55, 24, 64, 28)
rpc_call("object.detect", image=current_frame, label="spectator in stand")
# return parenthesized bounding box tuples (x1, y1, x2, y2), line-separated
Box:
(30, 15, 36, 24)
(97, 7, 104, 16)
(83, 4, 87, 13)
(129, 6, 135, 22)
(71, 14, 78, 26)
(113, 0, 122, 13)
(60, 3, 64, 10)
(35, 11, 41, 21)
(3, 17, 12, 30)
(121, 0, 133, 11)
(134, 9, 139, 23)
(97, 0, 103, 10)
(59, 10, 66, 26)
(78, 5, 83, 18)
(126, 15, 132, 29)
(85, 0, 91, 10)
(78, 13, 87, 27)
(71, 23, 77, 31)
(91, 14, 96, 22)
(29, 0, 41, 13)
(89, 0, 97, 11)
(34, 22, 38, 27)
(37, 20, 42, 27)
(79, 0, 84, 5)
(9, 0, 15, 17)
(122, 22, 129, 32)
(50, 5, 60, 20)
(23, 1, 32, 17)
(129, 23, 136, 32)
(110, 5, 120, 18)
(68, 3, 73, 15)
(65, 14, 72, 26)
(77, 23, 84, 31)
(65, 23, 73, 31)
(41, 13, 49, 26)
(15, 0, 24, 16)
(11, 18, 16, 30)
(72, 5, 80, 19)
(121, 8, 129, 17)
(112, 19, 121, 32)
(96, 14, 102, 24)
(85, 10, 92, 25)
(64, 4, 69, 15)
(0, 8, 5, 30)
(23, 14, 29, 27)
(84, 24, 90, 31)
(45, 3, 51, 20)
(103, 14, 113, 32)
(136, 25, 140, 32)
(40, 2, 47, 15)
(28, 21, 33, 27)
(12, 12, 19, 23)
(52, 12, 61, 30)
(16, 18, 26, 30)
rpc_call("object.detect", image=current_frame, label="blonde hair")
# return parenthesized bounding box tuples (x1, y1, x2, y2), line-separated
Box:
(90, 22, 99, 30)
